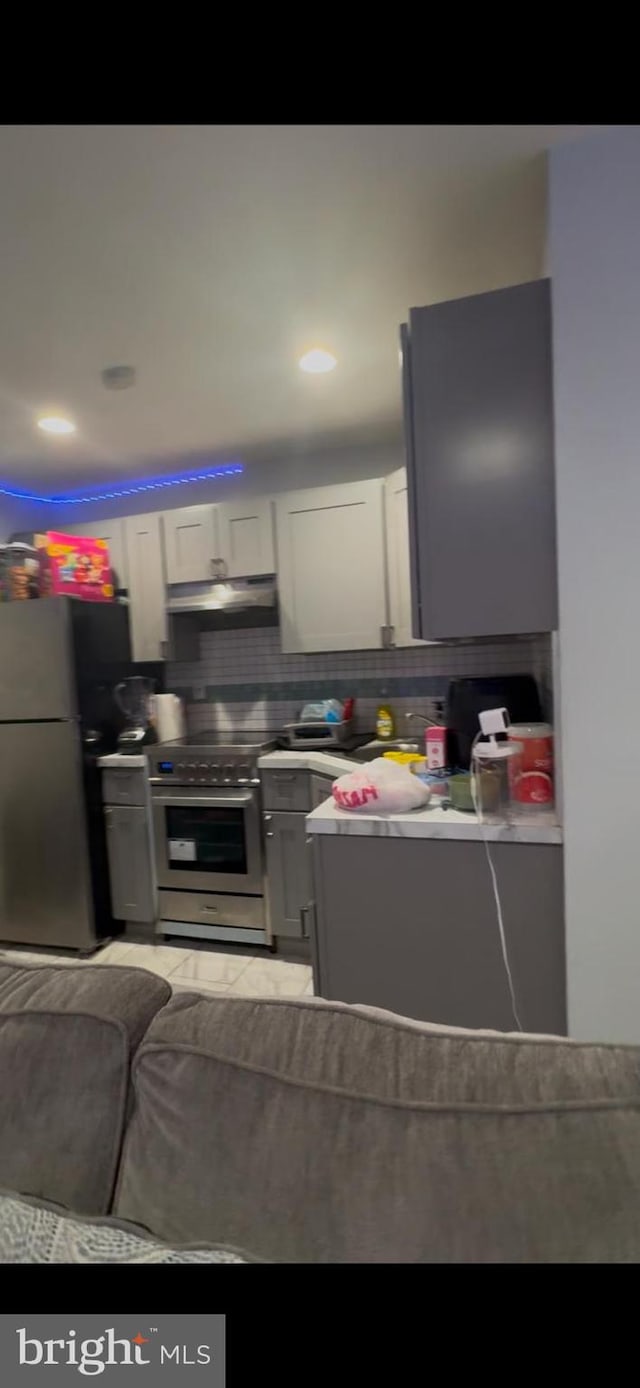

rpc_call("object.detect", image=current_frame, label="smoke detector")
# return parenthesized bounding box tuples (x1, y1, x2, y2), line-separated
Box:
(101, 365, 136, 391)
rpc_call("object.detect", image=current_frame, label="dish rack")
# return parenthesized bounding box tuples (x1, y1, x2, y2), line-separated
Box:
(284, 719, 355, 750)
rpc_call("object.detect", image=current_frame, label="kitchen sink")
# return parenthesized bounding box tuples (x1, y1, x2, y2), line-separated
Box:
(349, 739, 422, 762)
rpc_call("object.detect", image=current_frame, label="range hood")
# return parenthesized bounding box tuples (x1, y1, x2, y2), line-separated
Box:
(166, 575, 277, 616)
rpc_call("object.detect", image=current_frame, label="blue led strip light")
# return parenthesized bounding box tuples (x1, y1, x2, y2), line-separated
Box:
(0, 463, 244, 506)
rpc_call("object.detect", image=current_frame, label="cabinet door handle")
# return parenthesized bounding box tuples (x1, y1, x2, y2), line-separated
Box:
(264, 814, 272, 822)
(265, 831, 274, 838)
(300, 906, 309, 938)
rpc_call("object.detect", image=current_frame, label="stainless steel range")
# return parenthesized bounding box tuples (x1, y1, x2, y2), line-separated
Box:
(149, 733, 276, 946)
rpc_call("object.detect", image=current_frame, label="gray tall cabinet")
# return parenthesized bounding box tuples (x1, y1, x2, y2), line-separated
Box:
(402, 278, 558, 639)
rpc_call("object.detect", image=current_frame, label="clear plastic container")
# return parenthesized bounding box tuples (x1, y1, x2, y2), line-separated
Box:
(4, 542, 41, 599)
(471, 741, 522, 824)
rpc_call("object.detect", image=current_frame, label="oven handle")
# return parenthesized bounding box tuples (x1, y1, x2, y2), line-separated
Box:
(151, 792, 256, 809)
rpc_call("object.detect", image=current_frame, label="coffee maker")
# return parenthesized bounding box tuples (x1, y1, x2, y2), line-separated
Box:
(115, 676, 158, 750)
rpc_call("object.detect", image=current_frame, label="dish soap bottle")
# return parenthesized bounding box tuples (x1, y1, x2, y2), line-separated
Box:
(376, 703, 395, 741)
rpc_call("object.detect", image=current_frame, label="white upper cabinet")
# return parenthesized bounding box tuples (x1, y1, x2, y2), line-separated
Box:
(124, 513, 168, 662)
(275, 480, 387, 653)
(164, 498, 275, 582)
(66, 517, 129, 591)
(163, 504, 221, 585)
(63, 473, 424, 660)
(217, 497, 275, 577)
(384, 467, 428, 646)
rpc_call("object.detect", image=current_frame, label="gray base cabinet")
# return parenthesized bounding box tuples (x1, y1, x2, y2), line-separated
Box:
(312, 836, 566, 1035)
(264, 812, 312, 939)
(262, 768, 335, 941)
(102, 764, 156, 926)
(105, 806, 156, 923)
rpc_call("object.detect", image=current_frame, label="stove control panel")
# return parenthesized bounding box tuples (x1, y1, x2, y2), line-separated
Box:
(151, 755, 257, 786)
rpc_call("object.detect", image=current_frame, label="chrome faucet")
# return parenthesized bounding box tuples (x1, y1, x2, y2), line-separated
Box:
(406, 711, 437, 728)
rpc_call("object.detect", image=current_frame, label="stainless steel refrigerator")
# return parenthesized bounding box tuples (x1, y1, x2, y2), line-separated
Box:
(0, 597, 136, 951)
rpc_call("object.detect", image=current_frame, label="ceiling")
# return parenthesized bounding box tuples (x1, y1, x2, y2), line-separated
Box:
(0, 124, 595, 488)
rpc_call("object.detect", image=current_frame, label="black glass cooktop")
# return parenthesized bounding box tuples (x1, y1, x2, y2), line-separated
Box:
(176, 731, 276, 750)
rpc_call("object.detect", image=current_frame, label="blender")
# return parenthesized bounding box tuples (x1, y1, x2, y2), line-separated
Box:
(115, 676, 157, 750)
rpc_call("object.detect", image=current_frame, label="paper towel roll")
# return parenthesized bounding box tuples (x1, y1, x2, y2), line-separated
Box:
(153, 694, 186, 743)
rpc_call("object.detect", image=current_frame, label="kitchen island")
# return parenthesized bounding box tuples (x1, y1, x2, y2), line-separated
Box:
(305, 795, 565, 1035)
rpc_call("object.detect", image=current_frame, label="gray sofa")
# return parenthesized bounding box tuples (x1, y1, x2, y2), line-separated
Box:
(1, 957, 640, 1262)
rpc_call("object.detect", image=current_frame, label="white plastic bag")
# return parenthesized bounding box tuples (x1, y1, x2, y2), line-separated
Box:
(332, 758, 431, 813)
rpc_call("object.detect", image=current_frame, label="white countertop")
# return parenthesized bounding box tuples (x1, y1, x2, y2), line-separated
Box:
(258, 750, 562, 842)
(306, 798, 563, 844)
(258, 749, 357, 776)
(97, 752, 148, 769)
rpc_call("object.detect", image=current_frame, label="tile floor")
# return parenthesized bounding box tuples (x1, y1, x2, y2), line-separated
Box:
(0, 938, 314, 999)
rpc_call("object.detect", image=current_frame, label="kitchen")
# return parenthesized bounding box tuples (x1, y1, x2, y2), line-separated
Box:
(0, 124, 570, 1033)
(0, 273, 562, 1031)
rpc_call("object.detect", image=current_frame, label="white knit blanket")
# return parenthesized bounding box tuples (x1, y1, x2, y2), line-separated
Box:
(0, 1193, 249, 1263)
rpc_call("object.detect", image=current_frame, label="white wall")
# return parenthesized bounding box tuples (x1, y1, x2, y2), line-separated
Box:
(0, 494, 49, 541)
(38, 433, 404, 530)
(551, 126, 640, 1041)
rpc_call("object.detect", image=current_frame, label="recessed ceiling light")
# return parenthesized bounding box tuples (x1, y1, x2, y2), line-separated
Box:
(37, 415, 76, 436)
(299, 348, 337, 374)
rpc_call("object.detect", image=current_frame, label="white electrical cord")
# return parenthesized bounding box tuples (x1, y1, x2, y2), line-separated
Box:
(470, 732, 523, 1032)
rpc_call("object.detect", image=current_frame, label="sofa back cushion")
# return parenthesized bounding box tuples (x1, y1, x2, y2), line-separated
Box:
(114, 993, 640, 1262)
(0, 963, 170, 1215)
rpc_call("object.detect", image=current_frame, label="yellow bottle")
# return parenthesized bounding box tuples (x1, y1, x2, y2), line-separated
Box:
(376, 703, 395, 741)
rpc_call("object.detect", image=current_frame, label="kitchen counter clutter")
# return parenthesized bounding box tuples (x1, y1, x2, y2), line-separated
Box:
(306, 798, 562, 844)
(259, 750, 562, 842)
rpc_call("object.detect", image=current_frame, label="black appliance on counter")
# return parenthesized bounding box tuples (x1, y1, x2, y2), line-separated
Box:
(0, 597, 162, 952)
(445, 674, 543, 769)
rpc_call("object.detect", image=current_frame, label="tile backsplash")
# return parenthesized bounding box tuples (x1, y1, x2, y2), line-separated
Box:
(167, 627, 553, 738)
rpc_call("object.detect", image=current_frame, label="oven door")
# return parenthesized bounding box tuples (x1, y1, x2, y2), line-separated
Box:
(152, 788, 263, 894)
